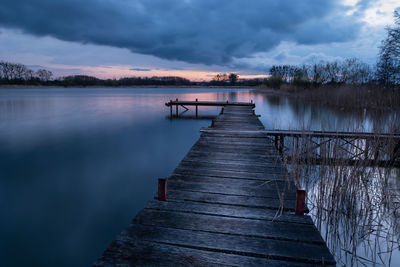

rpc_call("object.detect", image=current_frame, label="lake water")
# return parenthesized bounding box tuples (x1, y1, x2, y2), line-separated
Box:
(0, 87, 398, 266)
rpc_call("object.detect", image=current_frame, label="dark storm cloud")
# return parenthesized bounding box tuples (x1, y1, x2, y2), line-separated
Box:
(0, 0, 364, 65)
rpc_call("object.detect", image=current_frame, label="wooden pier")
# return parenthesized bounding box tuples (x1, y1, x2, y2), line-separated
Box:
(95, 103, 336, 266)
(165, 99, 255, 118)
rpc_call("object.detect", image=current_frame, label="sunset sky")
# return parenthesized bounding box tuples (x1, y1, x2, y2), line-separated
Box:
(0, 0, 399, 80)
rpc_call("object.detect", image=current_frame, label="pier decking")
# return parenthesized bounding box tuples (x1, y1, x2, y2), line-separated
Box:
(95, 104, 336, 266)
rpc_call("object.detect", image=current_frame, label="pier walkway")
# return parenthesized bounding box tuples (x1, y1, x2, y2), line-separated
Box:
(95, 104, 336, 266)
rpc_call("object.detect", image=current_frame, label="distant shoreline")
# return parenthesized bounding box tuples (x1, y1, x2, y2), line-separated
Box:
(0, 85, 259, 89)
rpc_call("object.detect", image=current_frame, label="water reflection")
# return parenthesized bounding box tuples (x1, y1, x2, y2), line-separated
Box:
(0, 87, 398, 266)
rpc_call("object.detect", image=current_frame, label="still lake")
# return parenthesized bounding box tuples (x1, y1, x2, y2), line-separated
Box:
(0, 87, 398, 266)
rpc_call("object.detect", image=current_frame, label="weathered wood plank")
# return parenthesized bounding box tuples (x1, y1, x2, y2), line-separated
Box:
(118, 224, 335, 265)
(134, 209, 325, 244)
(96, 238, 320, 267)
(167, 180, 297, 199)
(168, 174, 294, 190)
(173, 167, 287, 180)
(165, 189, 301, 211)
(144, 200, 313, 224)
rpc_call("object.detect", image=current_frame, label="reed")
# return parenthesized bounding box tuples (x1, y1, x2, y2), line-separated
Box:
(280, 111, 400, 266)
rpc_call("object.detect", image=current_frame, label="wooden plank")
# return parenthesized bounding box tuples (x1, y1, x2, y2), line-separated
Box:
(165, 189, 301, 211)
(176, 161, 287, 174)
(181, 157, 283, 168)
(96, 238, 319, 267)
(117, 224, 335, 265)
(169, 174, 294, 189)
(173, 167, 287, 180)
(167, 180, 297, 199)
(185, 150, 282, 161)
(145, 200, 313, 224)
(134, 209, 325, 244)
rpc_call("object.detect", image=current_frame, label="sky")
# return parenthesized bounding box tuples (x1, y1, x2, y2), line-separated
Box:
(0, 0, 399, 81)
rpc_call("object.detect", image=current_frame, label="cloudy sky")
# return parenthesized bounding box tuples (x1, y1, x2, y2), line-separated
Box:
(0, 0, 399, 80)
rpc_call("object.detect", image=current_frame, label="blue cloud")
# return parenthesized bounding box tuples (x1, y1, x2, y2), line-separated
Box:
(0, 0, 366, 66)
(130, 68, 152, 72)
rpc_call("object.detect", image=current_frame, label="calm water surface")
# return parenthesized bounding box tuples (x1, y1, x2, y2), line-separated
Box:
(0, 88, 398, 266)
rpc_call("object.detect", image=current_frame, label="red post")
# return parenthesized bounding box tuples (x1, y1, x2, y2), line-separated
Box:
(295, 190, 306, 215)
(158, 178, 167, 201)
(211, 120, 215, 127)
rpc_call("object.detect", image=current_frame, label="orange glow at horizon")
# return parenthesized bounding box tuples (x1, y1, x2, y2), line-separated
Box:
(50, 64, 267, 81)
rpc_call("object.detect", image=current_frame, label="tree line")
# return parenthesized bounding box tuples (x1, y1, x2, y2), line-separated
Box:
(0, 61, 53, 84)
(0, 62, 263, 87)
(0, 62, 194, 86)
(265, 58, 373, 88)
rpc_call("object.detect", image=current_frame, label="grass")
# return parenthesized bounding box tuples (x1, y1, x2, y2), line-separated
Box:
(262, 84, 400, 111)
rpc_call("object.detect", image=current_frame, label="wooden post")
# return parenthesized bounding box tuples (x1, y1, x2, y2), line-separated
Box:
(158, 178, 167, 201)
(221, 107, 224, 114)
(169, 100, 172, 119)
(175, 98, 178, 117)
(195, 98, 198, 119)
(211, 120, 215, 127)
(364, 139, 369, 159)
(279, 135, 284, 154)
(252, 110, 255, 115)
(274, 136, 278, 149)
(295, 190, 306, 215)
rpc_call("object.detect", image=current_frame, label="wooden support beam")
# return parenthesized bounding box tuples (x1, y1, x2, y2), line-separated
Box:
(279, 135, 284, 154)
(175, 98, 178, 117)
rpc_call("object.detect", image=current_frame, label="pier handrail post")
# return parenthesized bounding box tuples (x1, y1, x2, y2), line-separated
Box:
(196, 98, 198, 119)
(279, 134, 284, 154)
(295, 189, 306, 215)
(158, 178, 167, 201)
(175, 98, 179, 117)
(169, 99, 173, 119)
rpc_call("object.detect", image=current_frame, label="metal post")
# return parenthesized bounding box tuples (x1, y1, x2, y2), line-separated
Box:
(158, 178, 167, 201)
(295, 190, 306, 215)
(195, 98, 198, 119)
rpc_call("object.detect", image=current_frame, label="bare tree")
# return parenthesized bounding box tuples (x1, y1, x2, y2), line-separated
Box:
(377, 11, 400, 86)
(36, 69, 53, 82)
(228, 73, 238, 84)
